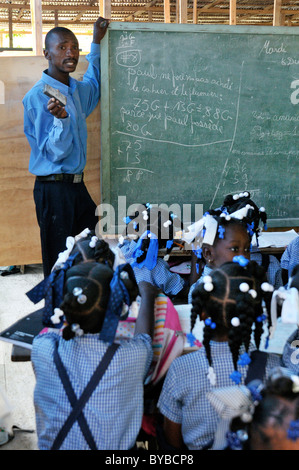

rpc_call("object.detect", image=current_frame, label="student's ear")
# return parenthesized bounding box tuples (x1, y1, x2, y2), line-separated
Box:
(202, 245, 214, 265)
(44, 49, 50, 60)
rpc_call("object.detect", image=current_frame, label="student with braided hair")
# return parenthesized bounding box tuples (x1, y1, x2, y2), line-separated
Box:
(31, 260, 157, 450)
(186, 191, 282, 303)
(157, 258, 281, 450)
(26, 229, 125, 328)
(119, 203, 188, 300)
(209, 368, 299, 450)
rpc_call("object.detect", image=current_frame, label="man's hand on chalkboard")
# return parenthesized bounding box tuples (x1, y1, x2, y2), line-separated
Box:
(93, 17, 109, 44)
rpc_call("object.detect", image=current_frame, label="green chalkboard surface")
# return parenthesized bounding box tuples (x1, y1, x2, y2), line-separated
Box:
(100, 23, 299, 230)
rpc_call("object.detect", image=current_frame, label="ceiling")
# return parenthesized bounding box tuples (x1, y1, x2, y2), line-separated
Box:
(1, 0, 299, 35)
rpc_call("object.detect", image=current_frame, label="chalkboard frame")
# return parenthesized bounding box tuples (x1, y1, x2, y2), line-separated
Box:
(100, 22, 299, 230)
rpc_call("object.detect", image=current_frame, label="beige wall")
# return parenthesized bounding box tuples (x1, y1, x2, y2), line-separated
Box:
(0, 55, 101, 266)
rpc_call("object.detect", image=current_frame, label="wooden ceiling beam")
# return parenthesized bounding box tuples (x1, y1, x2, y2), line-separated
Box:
(1, 3, 299, 16)
(273, 0, 283, 25)
(124, 1, 160, 22)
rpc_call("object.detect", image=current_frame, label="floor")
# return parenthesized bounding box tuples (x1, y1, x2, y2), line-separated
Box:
(0, 264, 44, 450)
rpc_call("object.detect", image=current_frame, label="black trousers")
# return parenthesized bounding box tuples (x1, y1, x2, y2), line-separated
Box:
(34, 179, 98, 277)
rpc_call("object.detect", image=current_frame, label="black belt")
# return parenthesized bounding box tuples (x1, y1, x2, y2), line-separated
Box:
(36, 173, 83, 183)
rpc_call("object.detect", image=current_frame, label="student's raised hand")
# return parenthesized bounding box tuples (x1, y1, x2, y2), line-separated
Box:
(47, 97, 68, 119)
(134, 281, 158, 338)
(93, 17, 110, 44)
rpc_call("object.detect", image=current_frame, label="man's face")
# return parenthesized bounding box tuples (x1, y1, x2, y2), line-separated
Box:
(44, 32, 79, 76)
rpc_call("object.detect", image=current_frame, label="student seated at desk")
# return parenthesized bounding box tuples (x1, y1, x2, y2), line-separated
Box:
(280, 235, 299, 285)
(186, 191, 269, 303)
(31, 260, 157, 450)
(157, 258, 281, 450)
(119, 203, 189, 302)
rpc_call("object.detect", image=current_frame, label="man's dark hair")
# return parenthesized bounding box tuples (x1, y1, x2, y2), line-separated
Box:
(45, 27, 77, 50)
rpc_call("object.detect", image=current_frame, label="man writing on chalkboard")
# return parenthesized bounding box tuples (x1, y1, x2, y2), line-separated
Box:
(22, 17, 109, 277)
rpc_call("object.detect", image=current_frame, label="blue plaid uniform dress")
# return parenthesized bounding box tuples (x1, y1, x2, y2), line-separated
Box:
(31, 331, 152, 450)
(280, 236, 299, 278)
(158, 341, 281, 450)
(250, 251, 283, 289)
(120, 240, 186, 296)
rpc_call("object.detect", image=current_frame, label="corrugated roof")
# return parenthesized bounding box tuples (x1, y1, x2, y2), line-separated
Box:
(1, 0, 299, 34)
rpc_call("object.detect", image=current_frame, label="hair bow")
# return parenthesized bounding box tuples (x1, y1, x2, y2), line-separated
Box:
(131, 230, 159, 270)
(26, 251, 79, 327)
(207, 381, 263, 450)
(182, 214, 218, 247)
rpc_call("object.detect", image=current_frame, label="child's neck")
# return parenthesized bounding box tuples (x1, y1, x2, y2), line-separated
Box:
(211, 329, 229, 342)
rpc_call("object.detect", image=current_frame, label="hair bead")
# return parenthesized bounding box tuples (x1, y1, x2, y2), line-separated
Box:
(249, 289, 257, 298)
(163, 220, 172, 227)
(261, 282, 274, 292)
(204, 282, 214, 292)
(50, 307, 64, 325)
(77, 294, 87, 304)
(231, 317, 240, 327)
(71, 323, 84, 336)
(73, 287, 83, 296)
(239, 282, 250, 292)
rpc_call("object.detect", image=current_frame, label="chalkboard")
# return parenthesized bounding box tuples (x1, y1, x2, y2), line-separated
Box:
(100, 23, 299, 231)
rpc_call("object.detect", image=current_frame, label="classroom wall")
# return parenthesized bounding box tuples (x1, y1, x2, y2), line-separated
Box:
(0, 55, 101, 266)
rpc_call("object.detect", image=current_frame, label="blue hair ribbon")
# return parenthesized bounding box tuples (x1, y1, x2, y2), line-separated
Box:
(131, 231, 159, 270)
(166, 239, 174, 250)
(26, 252, 79, 327)
(230, 370, 242, 385)
(238, 352, 251, 366)
(288, 421, 299, 441)
(218, 225, 225, 239)
(99, 264, 132, 344)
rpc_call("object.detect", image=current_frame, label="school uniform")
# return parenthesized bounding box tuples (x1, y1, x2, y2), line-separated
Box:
(120, 239, 187, 296)
(31, 331, 152, 450)
(158, 341, 281, 450)
(281, 236, 299, 278)
(250, 251, 283, 289)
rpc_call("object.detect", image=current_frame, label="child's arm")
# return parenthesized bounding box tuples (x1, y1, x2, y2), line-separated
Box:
(282, 268, 289, 286)
(134, 281, 158, 338)
(163, 417, 184, 449)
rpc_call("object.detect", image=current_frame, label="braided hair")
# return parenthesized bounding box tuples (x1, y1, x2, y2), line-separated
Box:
(190, 191, 267, 270)
(60, 261, 138, 341)
(220, 191, 267, 241)
(124, 203, 182, 263)
(191, 260, 273, 385)
(69, 230, 115, 269)
(230, 373, 299, 450)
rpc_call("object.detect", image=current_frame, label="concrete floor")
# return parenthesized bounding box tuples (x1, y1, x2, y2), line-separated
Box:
(0, 264, 44, 450)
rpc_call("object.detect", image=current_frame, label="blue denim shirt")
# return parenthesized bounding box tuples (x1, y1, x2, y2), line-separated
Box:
(22, 42, 101, 176)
